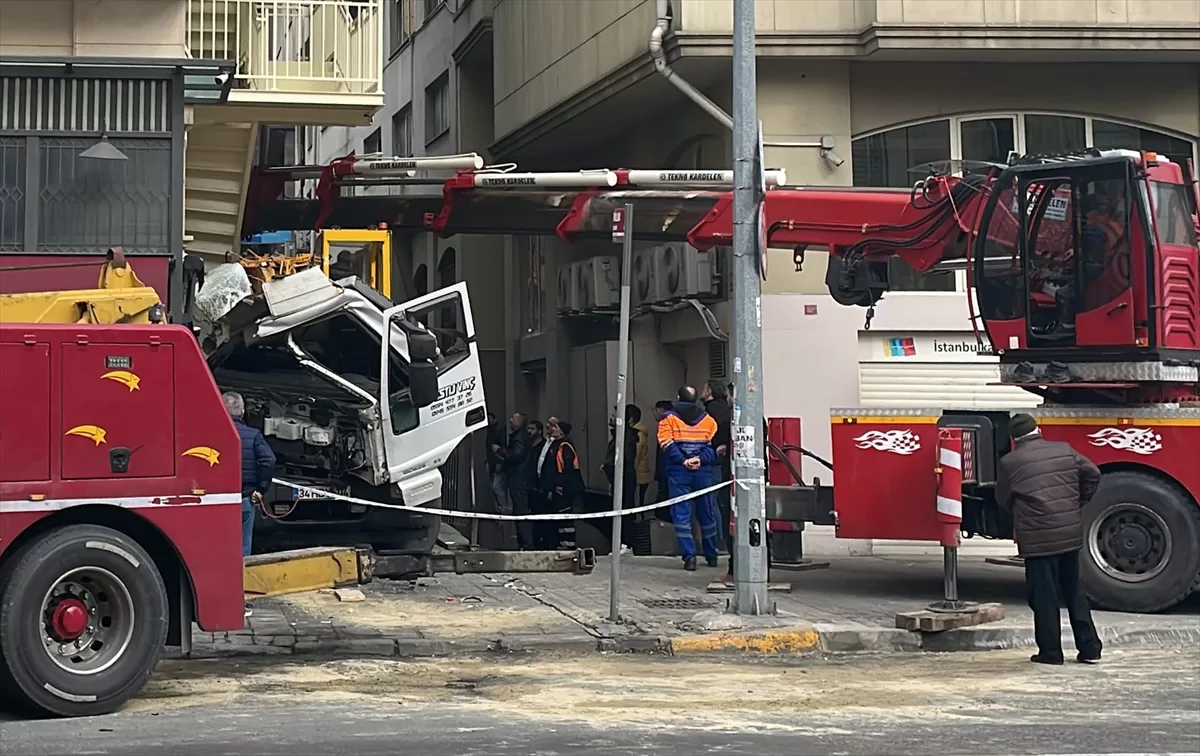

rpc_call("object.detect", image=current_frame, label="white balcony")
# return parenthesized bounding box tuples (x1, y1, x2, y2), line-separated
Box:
(187, 0, 383, 110)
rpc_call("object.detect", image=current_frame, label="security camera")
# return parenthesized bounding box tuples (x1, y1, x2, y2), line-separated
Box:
(215, 71, 231, 86)
(819, 135, 844, 168)
(821, 148, 845, 168)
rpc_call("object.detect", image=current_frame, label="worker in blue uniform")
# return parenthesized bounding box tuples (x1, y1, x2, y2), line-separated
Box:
(657, 385, 721, 571)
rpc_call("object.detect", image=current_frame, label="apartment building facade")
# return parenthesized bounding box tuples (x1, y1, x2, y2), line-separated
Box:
(310, 0, 1197, 481)
(1, 0, 385, 319)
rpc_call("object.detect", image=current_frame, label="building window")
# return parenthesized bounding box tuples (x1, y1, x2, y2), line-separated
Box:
(363, 128, 381, 156)
(425, 73, 450, 144)
(423, 0, 443, 21)
(390, 0, 417, 53)
(392, 106, 412, 157)
(852, 112, 1199, 292)
(521, 236, 545, 335)
(851, 120, 956, 292)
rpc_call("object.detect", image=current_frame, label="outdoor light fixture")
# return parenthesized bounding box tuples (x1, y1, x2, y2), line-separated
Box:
(79, 120, 128, 161)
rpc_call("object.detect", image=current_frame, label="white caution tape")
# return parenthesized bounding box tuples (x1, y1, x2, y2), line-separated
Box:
(272, 477, 733, 522)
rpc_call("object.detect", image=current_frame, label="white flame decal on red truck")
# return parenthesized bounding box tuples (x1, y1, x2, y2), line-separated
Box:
(852, 430, 921, 455)
(1087, 427, 1163, 456)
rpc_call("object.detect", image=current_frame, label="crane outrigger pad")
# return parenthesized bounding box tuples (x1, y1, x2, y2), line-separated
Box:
(244, 546, 596, 601)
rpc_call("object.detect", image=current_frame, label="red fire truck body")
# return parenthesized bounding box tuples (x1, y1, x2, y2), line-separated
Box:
(0, 323, 244, 716)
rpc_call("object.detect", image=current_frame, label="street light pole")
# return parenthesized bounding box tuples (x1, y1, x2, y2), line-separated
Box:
(730, 0, 769, 615)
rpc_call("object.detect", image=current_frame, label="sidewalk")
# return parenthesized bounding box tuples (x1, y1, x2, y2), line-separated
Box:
(192, 555, 1200, 660)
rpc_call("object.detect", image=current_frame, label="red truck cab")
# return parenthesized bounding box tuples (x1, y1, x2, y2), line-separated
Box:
(0, 323, 244, 717)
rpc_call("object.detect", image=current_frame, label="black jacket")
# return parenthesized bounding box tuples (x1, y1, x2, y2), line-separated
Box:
(540, 437, 584, 497)
(705, 396, 732, 473)
(485, 421, 506, 474)
(602, 425, 638, 487)
(996, 434, 1101, 558)
(503, 427, 531, 490)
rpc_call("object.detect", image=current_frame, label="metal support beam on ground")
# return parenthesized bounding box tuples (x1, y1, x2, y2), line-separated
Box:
(730, 0, 770, 616)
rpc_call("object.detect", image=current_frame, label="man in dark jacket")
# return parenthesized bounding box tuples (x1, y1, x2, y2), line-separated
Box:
(702, 380, 733, 556)
(996, 413, 1103, 665)
(498, 412, 531, 549)
(602, 406, 639, 508)
(485, 412, 509, 517)
(658, 386, 721, 570)
(224, 392, 276, 560)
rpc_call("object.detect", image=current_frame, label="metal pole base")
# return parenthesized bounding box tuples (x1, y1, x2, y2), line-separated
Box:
(926, 599, 980, 614)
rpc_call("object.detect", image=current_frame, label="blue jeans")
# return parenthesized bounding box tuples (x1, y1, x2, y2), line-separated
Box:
(241, 496, 255, 557)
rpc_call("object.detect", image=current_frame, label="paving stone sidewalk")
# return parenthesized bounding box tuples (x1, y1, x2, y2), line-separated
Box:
(191, 555, 1200, 659)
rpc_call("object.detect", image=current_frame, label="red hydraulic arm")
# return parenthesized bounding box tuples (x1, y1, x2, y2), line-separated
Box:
(689, 174, 992, 275)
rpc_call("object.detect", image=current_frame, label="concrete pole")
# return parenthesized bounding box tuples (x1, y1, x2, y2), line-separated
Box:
(730, 0, 770, 615)
(609, 203, 635, 623)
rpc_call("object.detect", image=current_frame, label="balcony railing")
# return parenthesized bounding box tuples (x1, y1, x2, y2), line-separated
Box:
(188, 0, 383, 101)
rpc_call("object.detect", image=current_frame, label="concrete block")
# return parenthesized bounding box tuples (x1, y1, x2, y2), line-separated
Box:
(895, 602, 1006, 632)
(333, 588, 366, 603)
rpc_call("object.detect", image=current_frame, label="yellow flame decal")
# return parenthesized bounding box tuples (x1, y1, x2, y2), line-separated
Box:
(101, 370, 141, 391)
(181, 446, 221, 466)
(65, 425, 108, 446)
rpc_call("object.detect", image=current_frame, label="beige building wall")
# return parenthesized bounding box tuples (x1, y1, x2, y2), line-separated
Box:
(0, 0, 187, 59)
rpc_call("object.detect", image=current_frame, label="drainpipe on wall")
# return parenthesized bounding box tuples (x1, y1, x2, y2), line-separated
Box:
(649, 0, 733, 131)
(648, 0, 843, 163)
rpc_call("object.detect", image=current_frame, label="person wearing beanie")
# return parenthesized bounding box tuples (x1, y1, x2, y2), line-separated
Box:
(535, 418, 583, 549)
(995, 412, 1104, 665)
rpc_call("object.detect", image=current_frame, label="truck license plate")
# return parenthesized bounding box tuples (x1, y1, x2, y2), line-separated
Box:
(292, 485, 348, 501)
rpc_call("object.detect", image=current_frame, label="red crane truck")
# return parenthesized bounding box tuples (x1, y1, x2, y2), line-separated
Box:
(245, 147, 1199, 614)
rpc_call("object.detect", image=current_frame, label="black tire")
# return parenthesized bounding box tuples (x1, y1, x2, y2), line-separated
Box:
(1080, 471, 1200, 613)
(0, 524, 168, 717)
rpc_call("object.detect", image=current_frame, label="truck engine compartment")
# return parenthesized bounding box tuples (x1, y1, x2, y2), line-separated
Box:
(208, 312, 388, 532)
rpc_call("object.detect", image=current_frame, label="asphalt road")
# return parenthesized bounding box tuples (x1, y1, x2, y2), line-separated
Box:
(2, 648, 1198, 756)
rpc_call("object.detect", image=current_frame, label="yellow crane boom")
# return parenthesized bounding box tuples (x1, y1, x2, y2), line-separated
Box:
(0, 248, 164, 325)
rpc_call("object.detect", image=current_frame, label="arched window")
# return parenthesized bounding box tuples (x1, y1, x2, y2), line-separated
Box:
(851, 112, 1198, 292)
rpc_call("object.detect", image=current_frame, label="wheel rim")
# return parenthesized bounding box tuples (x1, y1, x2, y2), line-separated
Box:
(39, 567, 135, 675)
(1087, 502, 1173, 584)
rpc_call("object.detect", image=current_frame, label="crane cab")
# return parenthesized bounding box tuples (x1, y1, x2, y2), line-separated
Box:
(972, 149, 1199, 392)
(320, 228, 393, 300)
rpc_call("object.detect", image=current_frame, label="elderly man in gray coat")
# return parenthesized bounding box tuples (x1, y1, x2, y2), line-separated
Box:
(996, 413, 1103, 666)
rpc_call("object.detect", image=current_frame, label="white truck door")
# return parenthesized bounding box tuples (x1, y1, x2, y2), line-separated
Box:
(378, 282, 487, 507)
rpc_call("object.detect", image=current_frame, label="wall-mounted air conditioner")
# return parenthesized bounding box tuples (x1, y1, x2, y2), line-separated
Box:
(654, 242, 716, 301)
(578, 256, 619, 311)
(630, 247, 659, 308)
(556, 262, 581, 314)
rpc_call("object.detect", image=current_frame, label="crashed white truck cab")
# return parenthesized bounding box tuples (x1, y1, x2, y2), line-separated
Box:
(197, 266, 487, 555)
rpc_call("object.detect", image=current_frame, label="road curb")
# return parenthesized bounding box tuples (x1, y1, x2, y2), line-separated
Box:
(667, 626, 822, 656)
(186, 622, 1200, 662)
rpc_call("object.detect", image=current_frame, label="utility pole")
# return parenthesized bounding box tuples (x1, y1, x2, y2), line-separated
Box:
(609, 203, 635, 623)
(730, 0, 769, 615)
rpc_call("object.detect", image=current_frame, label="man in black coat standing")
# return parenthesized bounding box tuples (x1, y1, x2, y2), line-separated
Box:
(701, 381, 733, 556)
(996, 413, 1103, 665)
(499, 412, 531, 549)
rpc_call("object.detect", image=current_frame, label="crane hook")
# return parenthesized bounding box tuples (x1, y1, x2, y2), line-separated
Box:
(863, 305, 876, 331)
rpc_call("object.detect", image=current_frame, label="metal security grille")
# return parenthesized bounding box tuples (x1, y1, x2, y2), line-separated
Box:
(0, 138, 24, 252)
(37, 138, 171, 255)
(708, 340, 727, 381)
(0, 77, 172, 134)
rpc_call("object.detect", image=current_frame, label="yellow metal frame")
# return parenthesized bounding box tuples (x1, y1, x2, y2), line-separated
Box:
(320, 228, 392, 300)
(243, 547, 364, 600)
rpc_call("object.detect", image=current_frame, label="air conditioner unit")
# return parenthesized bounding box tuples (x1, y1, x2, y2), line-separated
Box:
(630, 247, 659, 308)
(556, 262, 581, 314)
(577, 256, 619, 311)
(654, 242, 715, 301)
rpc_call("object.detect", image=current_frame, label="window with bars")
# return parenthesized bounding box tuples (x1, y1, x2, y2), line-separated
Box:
(707, 341, 728, 382)
(425, 72, 450, 144)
